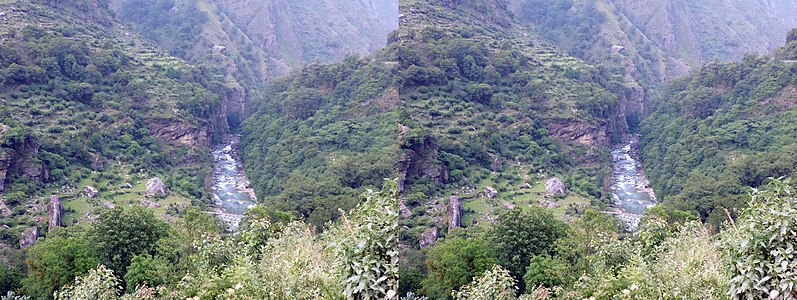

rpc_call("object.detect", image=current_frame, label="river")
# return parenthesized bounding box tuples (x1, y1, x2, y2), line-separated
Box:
(211, 135, 257, 230)
(610, 134, 656, 230)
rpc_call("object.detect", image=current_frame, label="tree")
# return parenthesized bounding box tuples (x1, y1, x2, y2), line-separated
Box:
(122, 256, 166, 293)
(22, 235, 98, 300)
(54, 265, 119, 300)
(488, 208, 567, 291)
(89, 206, 168, 280)
(329, 181, 399, 299)
(727, 179, 797, 299)
(453, 265, 517, 300)
(522, 255, 569, 289)
(422, 235, 497, 299)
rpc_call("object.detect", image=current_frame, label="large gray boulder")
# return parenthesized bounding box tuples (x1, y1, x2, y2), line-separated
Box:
(84, 186, 99, 198)
(146, 177, 167, 196)
(447, 196, 462, 232)
(545, 177, 567, 197)
(419, 227, 439, 249)
(19, 226, 38, 249)
(48, 195, 62, 231)
(484, 186, 498, 198)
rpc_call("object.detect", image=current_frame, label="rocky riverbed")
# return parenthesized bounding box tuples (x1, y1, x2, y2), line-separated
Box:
(211, 135, 257, 230)
(611, 134, 656, 230)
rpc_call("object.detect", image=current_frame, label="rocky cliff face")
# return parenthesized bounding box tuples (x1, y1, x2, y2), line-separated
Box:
(612, 0, 797, 69)
(215, 0, 398, 72)
(47, 195, 62, 231)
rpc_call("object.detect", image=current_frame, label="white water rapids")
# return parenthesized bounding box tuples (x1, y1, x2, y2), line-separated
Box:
(610, 134, 656, 230)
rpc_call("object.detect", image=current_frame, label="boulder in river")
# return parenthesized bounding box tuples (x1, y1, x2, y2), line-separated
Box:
(84, 186, 99, 198)
(419, 227, 438, 249)
(545, 177, 567, 197)
(146, 177, 167, 196)
(483, 186, 498, 198)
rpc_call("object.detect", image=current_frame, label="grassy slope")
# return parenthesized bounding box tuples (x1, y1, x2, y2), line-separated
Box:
(398, 0, 621, 244)
(0, 0, 223, 244)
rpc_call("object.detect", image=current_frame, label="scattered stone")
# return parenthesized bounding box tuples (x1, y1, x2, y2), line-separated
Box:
(419, 227, 439, 249)
(84, 186, 99, 198)
(399, 199, 412, 218)
(611, 45, 626, 54)
(145, 177, 167, 196)
(19, 226, 37, 249)
(483, 186, 498, 198)
(122, 183, 133, 189)
(0, 200, 11, 216)
(521, 183, 533, 189)
(447, 196, 462, 232)
(47, 195, 62, 231)
(103, 201, 115, 209)
(545, 177, 567, 197)
(540, 199, 560, 209)
(141, 199, 161, 209)
(503, 202, 516, 209)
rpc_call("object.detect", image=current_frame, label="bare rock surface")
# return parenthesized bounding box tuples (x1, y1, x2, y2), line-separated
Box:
(146, 177, 167, 196)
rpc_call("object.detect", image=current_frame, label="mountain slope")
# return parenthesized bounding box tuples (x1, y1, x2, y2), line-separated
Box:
(0, 0, 231, 246)
(397, 0, 630, 248)
(640, 31, 797, 226)
(239, 52, 399, 229)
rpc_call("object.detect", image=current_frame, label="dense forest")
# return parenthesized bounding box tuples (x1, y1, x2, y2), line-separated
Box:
(0, 0, 399, 299)
(6, 0, 797, 299)
(640, 29, 797, 226)
(0, 0, 228, 246)
(398, 1, 797, 299)
(398, 0, 626, 241)
(240, 52, 398, 228)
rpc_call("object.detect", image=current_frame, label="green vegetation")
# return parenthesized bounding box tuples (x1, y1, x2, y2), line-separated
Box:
(0, 0, 231, 253)
(3, 182, 397, 300)
(240, 54, 398, 228)
(401, 179, 797, 299)
(398, 0, 623, 233)
(640, 35, 797, 226)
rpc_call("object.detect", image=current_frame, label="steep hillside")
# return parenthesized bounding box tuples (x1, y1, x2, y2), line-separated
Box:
(215, 0, 398, 71)
(113, 0, 398, 78)
(640, 30, 797, 226)
(111, 0, 398, 133)
(511, 0, 797, 79)
(239, 52, 399, 229)
(397, 0, 630, 252)
(612, 0, 797, 67)
(0, 0, 227, 246)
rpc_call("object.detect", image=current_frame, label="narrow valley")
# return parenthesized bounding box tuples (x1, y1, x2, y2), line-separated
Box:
(210, 135, 256, 230)
(610, 134, 656, 229)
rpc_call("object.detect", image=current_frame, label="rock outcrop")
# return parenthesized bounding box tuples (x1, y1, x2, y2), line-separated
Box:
(447, 196, 462, 232)
(146, 177, 167, 196)
(0, 200, 11, 216)
(0, 149, 10, 193)
(545, 177, 567, 197)
(419, 227, 438, 249)
(19, 226, 37, 249)
(483, 186, 498, 198)
(84, 186, 99, 198)
(47, 195, 62, 231)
